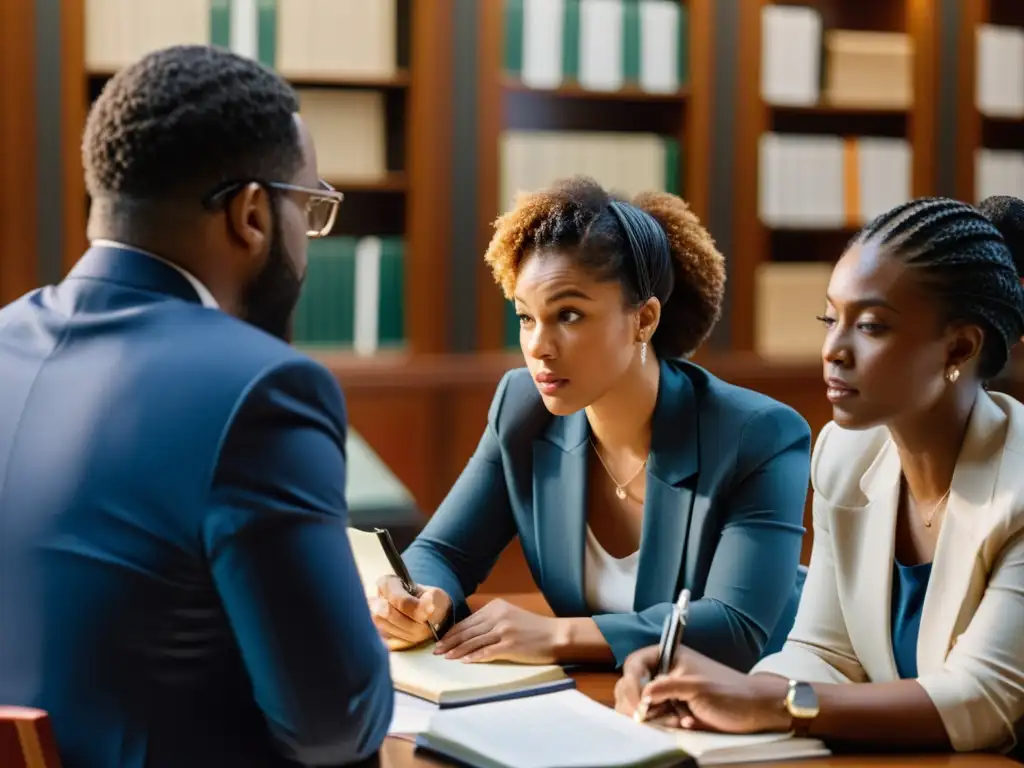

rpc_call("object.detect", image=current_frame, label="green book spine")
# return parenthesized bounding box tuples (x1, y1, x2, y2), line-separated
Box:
(257, 0, 276, 69)
(504, 301, 520, 349)
(504, 0, 524, 77)
(664, 137, 681, 196)
(562, 0, 580, 81)
(622, 0, 641, 86)
(678, 2, 689, 88)
(300, 238, 331, 344)
(210, 0, 231, 48)
(334, 237, 357, 346)
(377, 238, 405, 345)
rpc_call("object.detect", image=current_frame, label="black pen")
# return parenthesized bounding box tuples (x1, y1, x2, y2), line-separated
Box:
(374, 527, 441, 642)
(635, 588, 690, 723)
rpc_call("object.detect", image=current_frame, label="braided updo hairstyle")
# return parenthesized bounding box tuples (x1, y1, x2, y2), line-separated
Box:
(484, 176, 726, 359)
(852, 195, 1024, 379)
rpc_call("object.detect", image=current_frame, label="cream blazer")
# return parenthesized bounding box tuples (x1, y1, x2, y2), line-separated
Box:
(752, 391, 1024, 753)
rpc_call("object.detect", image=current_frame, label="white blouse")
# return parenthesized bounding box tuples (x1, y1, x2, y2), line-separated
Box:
(584, 526, 640, 614)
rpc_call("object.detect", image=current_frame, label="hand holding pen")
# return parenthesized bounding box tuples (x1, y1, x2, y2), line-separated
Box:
(610, 588, 691, 724)
(369, 528, 451, 650)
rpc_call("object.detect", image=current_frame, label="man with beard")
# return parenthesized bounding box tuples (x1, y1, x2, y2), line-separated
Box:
(0, 45, 393, 767)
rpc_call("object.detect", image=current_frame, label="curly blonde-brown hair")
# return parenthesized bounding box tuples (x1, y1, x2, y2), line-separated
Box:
(483, 176, 725, 358)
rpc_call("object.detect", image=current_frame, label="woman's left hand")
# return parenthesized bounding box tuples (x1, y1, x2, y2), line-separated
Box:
(616, 645, 792, 734)
(432, 599, 561, 664)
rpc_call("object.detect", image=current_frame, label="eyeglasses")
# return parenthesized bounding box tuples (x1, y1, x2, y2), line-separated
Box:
(203, 179, 344, 238)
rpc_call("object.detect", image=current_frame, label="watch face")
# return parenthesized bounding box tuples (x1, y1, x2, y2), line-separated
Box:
(789, 682, 819, 717)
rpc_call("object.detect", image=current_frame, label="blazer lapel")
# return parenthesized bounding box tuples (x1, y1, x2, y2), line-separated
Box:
(634, 362, 699, 610)
(832, 439, 902, 681)
(917, 394, 1007, 675)
(533, 410, 589, 617)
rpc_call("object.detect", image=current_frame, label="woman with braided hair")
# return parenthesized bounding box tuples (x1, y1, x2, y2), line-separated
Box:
(371, 176, 812, 670)
(616, 195, 1024, 755)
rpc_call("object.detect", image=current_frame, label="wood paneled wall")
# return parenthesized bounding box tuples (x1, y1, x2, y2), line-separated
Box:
(323, 353, 832, 592)
(0, 0, 39, 303)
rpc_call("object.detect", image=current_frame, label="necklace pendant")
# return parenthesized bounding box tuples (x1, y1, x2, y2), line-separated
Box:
(924, 520, 932, 528)
(615, 487, 627, 500)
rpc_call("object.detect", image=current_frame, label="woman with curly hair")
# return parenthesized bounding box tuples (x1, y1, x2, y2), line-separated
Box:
(372, 177, 812, 670)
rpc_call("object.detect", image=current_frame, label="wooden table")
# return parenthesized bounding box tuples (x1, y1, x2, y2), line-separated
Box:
(377, 594, 1021, 767)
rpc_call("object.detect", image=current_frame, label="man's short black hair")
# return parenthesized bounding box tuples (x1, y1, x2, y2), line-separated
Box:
(83, 44, 303, 202)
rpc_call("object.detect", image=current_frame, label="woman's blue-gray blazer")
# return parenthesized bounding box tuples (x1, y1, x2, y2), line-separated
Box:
(403, 358, 811, 669)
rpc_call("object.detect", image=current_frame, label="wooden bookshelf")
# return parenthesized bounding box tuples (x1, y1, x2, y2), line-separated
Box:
(953, 0, 1024, 206)
(0, 0, 40, 306)
(58, 0, 453, 356)
(730, 0, 939, 354)
(474, 0, 714, 352)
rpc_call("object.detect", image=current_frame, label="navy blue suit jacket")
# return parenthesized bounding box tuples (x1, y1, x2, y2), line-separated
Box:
(0, 246, 392, 767)
(404, 360, 811, 669)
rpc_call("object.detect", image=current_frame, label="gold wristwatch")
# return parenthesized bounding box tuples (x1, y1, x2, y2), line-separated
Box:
(784, 680, 819, 737)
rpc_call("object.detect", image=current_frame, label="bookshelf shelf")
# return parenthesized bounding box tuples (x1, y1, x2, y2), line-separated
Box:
(281, 71, 411, 90)
(327, 174, 408, 194)
(502, 77, 689, 104)
(86, 68, 412, 91)
(61, 0, 453, 357)
(475, 0, 713, 352)
(730, 0, 938, 358)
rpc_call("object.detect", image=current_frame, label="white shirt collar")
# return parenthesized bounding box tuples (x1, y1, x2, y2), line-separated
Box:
(90, 239, 220, 309)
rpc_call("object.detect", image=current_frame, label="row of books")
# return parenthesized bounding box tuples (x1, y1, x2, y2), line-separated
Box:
(292, 236, 404, 354)
(761, 5, 912, 109)
(504, 0, 687, 93)
(758, 134, 911, 230)
(977, 25, 1024, 118)
(85, 0, 398, 80)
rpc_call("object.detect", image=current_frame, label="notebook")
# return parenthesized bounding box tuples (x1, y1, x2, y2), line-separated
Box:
(416, 689, 830, 767)
(347, 527, 575, 707)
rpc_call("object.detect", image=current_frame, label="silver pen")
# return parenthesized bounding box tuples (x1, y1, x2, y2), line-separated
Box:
(635, 588, 690, 724)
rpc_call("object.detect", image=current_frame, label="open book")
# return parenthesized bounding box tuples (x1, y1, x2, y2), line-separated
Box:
(347, 527, 573, 707)
(416, 689, 830, 767)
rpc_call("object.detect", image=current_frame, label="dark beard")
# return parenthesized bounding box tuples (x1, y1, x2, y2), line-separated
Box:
(241, 216, 303, 342)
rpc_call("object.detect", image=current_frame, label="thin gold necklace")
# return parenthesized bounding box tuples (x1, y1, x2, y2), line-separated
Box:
(916, 487, 952, 528)
(590, 438, 647, 500)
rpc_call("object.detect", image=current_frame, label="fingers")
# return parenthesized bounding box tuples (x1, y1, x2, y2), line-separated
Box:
(446, 632, 501, 662)
(435, 617, 495, 659)
(622, 645, 661, 680)
(617, 644, 661, 716)
(372, 595, 427, 637)
(434, 609, 489, 655)
(377, 576, 430, 622)
(613, 674, 643, 717)
(642, 675, 699, 707)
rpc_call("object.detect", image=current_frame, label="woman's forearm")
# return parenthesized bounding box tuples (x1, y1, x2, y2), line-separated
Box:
(554, 618, 615, 664)
(754, 674, 951, 750)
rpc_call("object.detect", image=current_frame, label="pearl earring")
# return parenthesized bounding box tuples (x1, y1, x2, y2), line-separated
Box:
(945, 366, 960, 383)
(640, 341, 648, 367)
